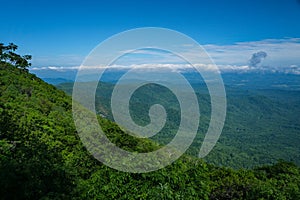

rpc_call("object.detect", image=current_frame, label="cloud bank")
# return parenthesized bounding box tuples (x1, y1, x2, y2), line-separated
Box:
(30, 38, 300, 75)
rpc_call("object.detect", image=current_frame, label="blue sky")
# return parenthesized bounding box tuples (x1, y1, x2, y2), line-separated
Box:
(1, 0, 300, 73)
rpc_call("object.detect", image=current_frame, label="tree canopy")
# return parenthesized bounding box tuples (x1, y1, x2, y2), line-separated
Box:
(0, 43, 31, 71)
(0, 43, 300, 199)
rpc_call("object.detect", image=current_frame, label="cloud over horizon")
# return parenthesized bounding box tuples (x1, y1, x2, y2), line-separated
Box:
(30, 38, 300, 75)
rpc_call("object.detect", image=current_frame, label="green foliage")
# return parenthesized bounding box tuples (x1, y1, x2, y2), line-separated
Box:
(76, 157, 211, 200)
(1, 45, 300, 199)
(58, 80, 300, 169)
(0, 63, 78, 199)
(0, 43, 31, 71)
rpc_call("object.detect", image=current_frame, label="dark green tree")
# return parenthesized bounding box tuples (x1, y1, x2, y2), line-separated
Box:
(0, 43, 31, 70)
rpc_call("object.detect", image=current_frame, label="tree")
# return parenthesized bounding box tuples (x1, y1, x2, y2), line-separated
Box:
(0, 43, 31, 71)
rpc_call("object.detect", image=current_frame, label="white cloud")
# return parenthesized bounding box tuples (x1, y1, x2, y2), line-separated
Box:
(31, 38, 300, 75)
(31, 66, 80, 71)
(30, 63, 244, 73)
(202, 38, 300, 67)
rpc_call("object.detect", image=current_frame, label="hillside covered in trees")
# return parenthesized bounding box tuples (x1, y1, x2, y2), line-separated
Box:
(1, 44, 300, 199)
(58, 77, 300, 169)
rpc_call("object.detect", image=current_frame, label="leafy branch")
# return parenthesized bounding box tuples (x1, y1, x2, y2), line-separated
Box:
(0, 43, 32, 71)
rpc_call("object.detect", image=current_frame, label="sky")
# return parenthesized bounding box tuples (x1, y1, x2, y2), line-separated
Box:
(1, 0, 300, 74)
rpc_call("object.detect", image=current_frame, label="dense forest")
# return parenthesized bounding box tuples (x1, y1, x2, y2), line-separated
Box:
(1, 44, 300, 199)
(58, 77, 300, 169)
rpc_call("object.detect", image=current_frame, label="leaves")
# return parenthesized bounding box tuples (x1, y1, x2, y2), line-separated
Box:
(0, 45, 300, 199)
(0, 43, 31, 70)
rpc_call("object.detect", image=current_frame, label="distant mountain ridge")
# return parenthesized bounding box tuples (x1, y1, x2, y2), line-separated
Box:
(32, 67, 300, 90)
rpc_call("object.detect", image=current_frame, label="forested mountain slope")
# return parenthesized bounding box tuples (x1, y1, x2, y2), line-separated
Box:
(58, 79, 300, 169)
(1, 61, 300, 199)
